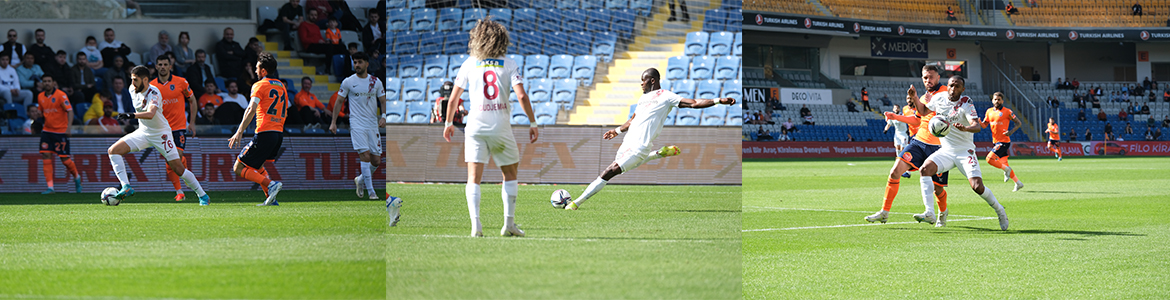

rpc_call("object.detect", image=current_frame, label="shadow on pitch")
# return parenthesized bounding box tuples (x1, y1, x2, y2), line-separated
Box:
(1019, 190, 1115, 195)
(667, 209, 741, 213)
(952, 226, 1146, 238)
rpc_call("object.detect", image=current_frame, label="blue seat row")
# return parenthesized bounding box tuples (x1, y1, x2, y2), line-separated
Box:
(387, 0, 654, 13)
(388, 8, 638, 38)
(685, 31, 742, 56)
(666, 55, 741, 81)
(390, 54, 599, 86)
(663, 79, 742, 103)
(702, 9, 743, 32)
(388, 30, 620, 60)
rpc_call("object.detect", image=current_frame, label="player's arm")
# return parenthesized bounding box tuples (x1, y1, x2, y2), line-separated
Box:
(1006, 114, 1021, 136)
(604, 114, 635, 140)
(187, 93, 198, 136)
(377, 93, 386, 127)
(228, 97, 259, 149)
(442, 86, 464, 142)
(515, 83, 538, 143)
(65, 106, 73, 137)
(884, 111, 920, 126)
(119, 103, 159, 120)
(952, 108, 982, 133)
(678, 97, 735, 108)
(328, 94, 346, 133)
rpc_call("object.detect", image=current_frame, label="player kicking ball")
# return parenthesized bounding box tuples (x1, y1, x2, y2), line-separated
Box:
(913, 76, 1008, 230)
(329, 52, 387, 200)
(443, 19, 537, 237)
(107, 66, 209, 205)
(564, 68, 735, 210)
(229, 53, 287, 206)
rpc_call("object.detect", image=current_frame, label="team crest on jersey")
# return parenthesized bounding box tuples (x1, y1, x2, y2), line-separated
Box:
(41, 142, 48, 149)
(968, 149, 975, 155)
(169, 84, 175, 91)
(901, 152, 913, 161)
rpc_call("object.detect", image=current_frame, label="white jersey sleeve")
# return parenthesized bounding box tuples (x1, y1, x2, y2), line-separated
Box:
(131, 85, 171, 134)
(621, 89, 683, 151)
(458, 56, 520, 136)
(340, 75, 385, 130)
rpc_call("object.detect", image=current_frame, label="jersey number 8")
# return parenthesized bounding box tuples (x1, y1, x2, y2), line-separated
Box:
(483, 70, 498, 100)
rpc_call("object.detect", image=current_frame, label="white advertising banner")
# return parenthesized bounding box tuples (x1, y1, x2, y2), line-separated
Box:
(780, 88, 833, 105)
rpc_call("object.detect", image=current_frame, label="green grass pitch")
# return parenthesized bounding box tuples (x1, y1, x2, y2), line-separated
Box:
(743, 156, 1170, 299)
(386, 183, 741, 299)
(0, 190, 385, 299)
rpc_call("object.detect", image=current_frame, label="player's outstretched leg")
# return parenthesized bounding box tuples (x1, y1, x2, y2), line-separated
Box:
(107, 143, 135, 199)
(970, 178, 1008, 230)
(168, 159, 209, 205)
(236, 162, 280, 206)
(60, 157, 80, 193)
(568, 163, 623, 210)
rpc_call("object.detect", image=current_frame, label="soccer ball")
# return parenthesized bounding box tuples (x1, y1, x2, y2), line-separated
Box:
(100, 187, 121, 206)
(929, 116, 951, 137)
(551, 189, 571, 209)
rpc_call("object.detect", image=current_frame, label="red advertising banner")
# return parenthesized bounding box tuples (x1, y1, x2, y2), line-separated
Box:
(745, 141, 1170, 158)
(1011, 141, 1170, 156)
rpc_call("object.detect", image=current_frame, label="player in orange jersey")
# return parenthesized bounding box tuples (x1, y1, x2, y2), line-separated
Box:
(150, 55, 198, 201)
(1044, 118, 1062, 160)
(36, 74, 82, 194)
(981, 92, 1024, 191)
(229, 52, 287, 206)
(865, 65, 950, 226)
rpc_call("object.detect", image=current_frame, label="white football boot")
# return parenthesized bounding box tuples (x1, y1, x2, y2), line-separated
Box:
(1013, 180, 1024, 192)
(935, 210, 948, 227)
(913, 211, 936, 225)
(994, 205, 1009, 230)
(864, 210, 889, 223)
(354, 176, 364, 198)
(501, 224, 525, 237)
(386, 197, 402, 227)
(1003, 166, 1012, 182)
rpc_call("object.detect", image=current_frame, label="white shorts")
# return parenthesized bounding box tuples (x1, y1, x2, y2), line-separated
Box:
(614, 146, 654, 172)
(351, 127, 382, 155)
(927, 148, 982, 179)
(465, 133, 520, 166)
(894, 133, 909, 148)
(121, 130, 181, 161)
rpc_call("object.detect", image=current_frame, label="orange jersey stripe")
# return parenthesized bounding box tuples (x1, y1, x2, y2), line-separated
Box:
(912, 85, 947, 145)
(151, 76, 193, 130)
(984, 107, 1015, 143)
(1048, 123, 1060, 140)
(251, 78, 289, 132)
(38, 89, 72, 133)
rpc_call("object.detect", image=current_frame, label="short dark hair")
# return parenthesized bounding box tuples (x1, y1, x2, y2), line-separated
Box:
(86, 36, 96, 43)
(301, 76, 313, 83)
(922, 65, 940, 73)
(155, 54, 169, 62)
(351, 51, 368, 62)
(76, 52, 85, 58)
(41, 74, 53, 81)
(164, 51, 175, 58)
(104, 28, 114, 33)
(950, 75, 966, 85)
(257, 52, 277, 75)
(0, 53, 8, 60)
(307, 8, 318, 14)
(347, 42, 359, 49)
(131, 65, 151, 78)
(195, 49, 206, 56)
(204, 79, 216, 85)
(55, 50, 66, 56)
(35, 28, 44, 34)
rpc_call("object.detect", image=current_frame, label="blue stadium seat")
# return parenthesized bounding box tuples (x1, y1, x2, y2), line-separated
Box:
(489, 8, 512, 28)
(727, 104, 743, 125)
(385, 100, 406, 123)
(564, 9, 588, 31)
(524, 54, 550, 79)
(385, 77, 402, 102)
(726, 9, 742, 31)
(700, 105, 727, 126)
(388, 8, 411, 31)
(685, 32, 709, 56)
(581, 0, 604, 9)
(408, 0, 425, 8)
(4, 103, 26, 118)
(511, 103, 530, 125)
(427, 78, 446, 100)
(398, 55, 424, 78)
(587, 9, 611, 32)
(513, 9, 539, 32)
(412, 8, 436, 31)
(517, 31, 542, 55)
(394, 31, 418, 55)
(332, 54, 347, 79)
(437, 8, 462, 31)
(696, 80, 722, 99)
(568, 31, 592, 55)
(690, 56, 716, 80)
(74, 102, 90, 122)
(402, 78, 427, 102)
(285, 128, 302, 134)
(558, 0, 581, 9)
(664, 107, 678, 125)
(628, 103, 637, 119)
(448, 54, 469, 76)
(611, 9, 636, 39)
(506, 54, 526, 75)
(722, 80, 741, 102)
(424, 55, 448, 78)
(385, 55, 397, 77)
(543, 32, 569, 55)
(407, 101, 432, 123)
(535, 102, 559, 125)
(715, 56, 741, 80)
(463, 8, 486, 31)
(703, 9, 726, 32)
(538, 9, 562, 32)
(660, 78, 673, 91)
(572, 55, 598, 85)
(528, 78, 554, 103)
(734, 32, 742, 56)
(666, 56, 690, 80)
(549, 55, 574, 79)
(592, 31, 617, 62)
(708, 31, 734, 56)
(631, 0, 653, 16)
(676, 108, 701, 125)
(553, 78, 578, 109)
(443, 33, 468, 55)
(418, 31, 443, 55)
(673, 79, 696, 99)
(606, 0, 629, 9)
(387, 0, 406, 8)
(723, 0, 743, 10)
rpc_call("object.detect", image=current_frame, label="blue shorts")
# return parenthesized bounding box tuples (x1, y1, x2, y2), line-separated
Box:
(39, 132, 70, 157)
(993, 142, 1011, 157)
(172, 129, 187, 150)
(897, 139, 949, 186)
(237, 131, 283, 169)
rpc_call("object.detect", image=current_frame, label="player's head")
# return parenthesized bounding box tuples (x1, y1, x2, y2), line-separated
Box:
(1049, 117, 1055, 124)
(992, 92, 1005, 109)
(468, 19, 509, 59)
(155, 54, 171, 77)
(130, 65, 151, 92)
(946, 76, 965, 101)
(351, 51, 369, 75)
(921, 65, 941, 89)
(301, 76, 313, 91)
(256, 52, 277, 79)
(641, 68, 662, 93)
(41, 74, 55, 91)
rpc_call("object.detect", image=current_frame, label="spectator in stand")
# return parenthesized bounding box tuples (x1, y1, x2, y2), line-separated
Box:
(97, 28, 131, 70)
(362, 9, 385, 56)
(102, 55, 128, 96)
(1076, 92, 1087, 108)
(1029, 0, 1037, 7)
(86, 98, 124, 134)
(1126, 122, 1134, 135)
(215, 27, 244, 80)
(846, 98, 858, 112)
(79, 36, 103, 71)
(16, 53, 44, 95)
(22, 104, 41, 134)
(1156, 127, 1163, 140)
(1133, 2, 1143, 16)
(1134, 83, 1146, 96)
(28, 29, 54, 68)
(196, 102, 219, 125)
(1055, 77, 1063, 89)
(756, 126, 770, 141)
(328, 89, 348, 127)
(1119, 109, 1128, 121)
(860, 87, 871, 111)
(1148, 114, 1157, 128)
(184, 50, 215, 98)
(846, 133, 855, 142)
(799, 104, 810, 117)
(276, 0, 303, 51)
(1085, 130, 1093, 141)
(299, 9, 347, 75)
(173, 32, 194, 74)
(879, 93, 891, 106)
(1064, 79, 1072, 89)
(1070, 128, 1078, 141)
(70, 52, 97, 101)
(1078, 108, 1087, 121)
(148, 30, 173, 68)
(294, 76, 331, 127)
(946, 6, 957, 21)
(1098, 109, 1108, 121)
(804, 114, 815, 125)
(1095, 86, 1103, 97)
(1105, 122, 1114, 137)
(667, 0, 690, 22)
(1149, 90, 1158, 102)
(324, 17, 342, 46)
(218, 80, 248, 109)
(1122, 91, 1131, 102)
(1092, 93, 1102, 108)
(1032, 70, 1041, 81)
(1163, 114, 1170, 127)
(1111, 91, 1122, 102)
(43, 51, 75, 101)
(213, 80, 246, 126)
(242, 38, 264, 75)
(783, 118, 796, 132)
(1146, 127, 1155, 140)
(1006, 2, 1018, 14)
(198, 79, 223, 109)
(1142, 102, 1151, 114)
(0, 53, 33, 106)
(1071, 78, 1079, 89)
(1047, 96, 1060, 108)
(778, 128, 791, 141)
(1, 29, 25, 66)
(107, 77, 132, 114)
(1143, 77, 1152, 90)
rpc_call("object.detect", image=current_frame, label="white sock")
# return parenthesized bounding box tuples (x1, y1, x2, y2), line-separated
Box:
(466, 183, 481, 232)
(503, 180, 517, 226)
(574, 177, 608, 206)
(109, 154, 129, 187)
(180, 169, 206, 197)
(980, 187, 1003, 210)
(361, 161, 375, 195)
(919, 175, 936, 215)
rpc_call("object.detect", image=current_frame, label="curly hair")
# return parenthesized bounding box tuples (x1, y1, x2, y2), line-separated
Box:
(468, 19, 509, 59)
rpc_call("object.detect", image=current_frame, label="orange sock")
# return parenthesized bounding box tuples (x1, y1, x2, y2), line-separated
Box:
(1055, 147, 1063, 157)
(61, 158, 79, 179)
(167, 167, 182, 191)
(934, 184, 948, 212)
(240, 166, 272, 188)
(43, 158, 54, 189)
(1001, 156, 1018, 181)
(258, 167, 268, 177)
(986, 153, 1003, 169)
(882, 178, 899, 211)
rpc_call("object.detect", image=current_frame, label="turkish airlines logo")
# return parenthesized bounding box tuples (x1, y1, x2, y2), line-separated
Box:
(804, 18, 811, 28)
(1069, 31, 1078, 40)
(897, 25, 905, 36)
(755, 14, 762, 25)
(1141, 30, 1150, 40)
(948, 28, 956, 38)
(1006, 30, 1015, 40)
(853, 22, 860, 33)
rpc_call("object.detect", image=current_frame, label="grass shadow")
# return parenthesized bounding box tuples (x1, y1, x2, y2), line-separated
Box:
(954, 226, 1146, 238)
(1022, 190, 1115, 194)
(668, 209, 742, 213)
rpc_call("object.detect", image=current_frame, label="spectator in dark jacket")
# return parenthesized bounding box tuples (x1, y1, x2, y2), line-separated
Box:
(214, 27, 245, 79)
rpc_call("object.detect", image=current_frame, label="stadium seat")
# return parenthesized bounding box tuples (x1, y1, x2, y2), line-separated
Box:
(427, 78, 446, 100)
(511, 103, 530, 125)
(257, 6, 279, 33)
(628, 103, 637, 119)
(549, 54, 574, 79)
(525, 54, 550, 79)
(581, 0, 603, 9)
(385, 77, 402, 102)
(489, 8, 512, 28)
(564, 9, 588, 31)
(73, 102, 90, 122)
(666, 56, 690, 80)
(660, 78, 673, 91)
(535, 102, 559, 125)
(388, 8, 411, 31)
(726, 9, 741, 32)
(611, 9, 636, 39)
(506, 54, 525, 72)
(331, 55, 347, 78)
(4, 103, 26, 118)
(528, 78, 554, 103)
(387, 0, 406, 8)
(340, 31, 361, 49)
(592, 32, 617, 62)
(572, 55, 597, 85)
(700, 105, 727, 126)
(685, 32, 709, 56)
(398, 55, 424, 78)
(553, 78, 578, 109)
(407, 0, 425, 8)
(676, 108, 701, 125)
(443, 33, 468, 55)
(418, 31, 443, 55)
(463, 8, 486, 31)
(516, 31, 542, 55)
(696, 79, 722, 99)
(673, 79, 697, 99)
(402, 78, 427, 102)
(385, 100, 406, 123)
(448, 54, 469, 76)
(606, 0, 628, 9)
(543, 32, 569, 55)
(727, 104, 743, 125)
(558, 0, 581, 9)
(424, 55, 448, 78)
(663, 107, 677, 125)
(412, 8, 436, 31)
(406, 101, 432, 123)
(690, 56, 716, 80)
(394, 31, 419, 55)
(513, 8, 539, 32)
(721, 80, 741, 102)
(703, 9, 727, 32)
(587, 9, 611, 32)
(567, 31, 592, 55)
(126, 52, 142, 66)
(715, 56, 741, 80)
(538, 9, 562, 32)
(437, 8, 462, 31)
(631, 0, 653, 16)
(708, 31, 734, 56)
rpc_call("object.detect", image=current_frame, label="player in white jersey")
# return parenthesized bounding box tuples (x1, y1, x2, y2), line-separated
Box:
(912, 76, 1007, 230)
(106, 66, 209, 205)
(442, 19, 537, 237)
(564, 68, 736, 210)
(329, 52, 386, 201)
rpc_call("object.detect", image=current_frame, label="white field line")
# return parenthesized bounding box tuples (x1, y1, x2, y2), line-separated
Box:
(743, 206, 990, 219)
(742, 206, 997, 232)
(387, 234, 730, 243)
